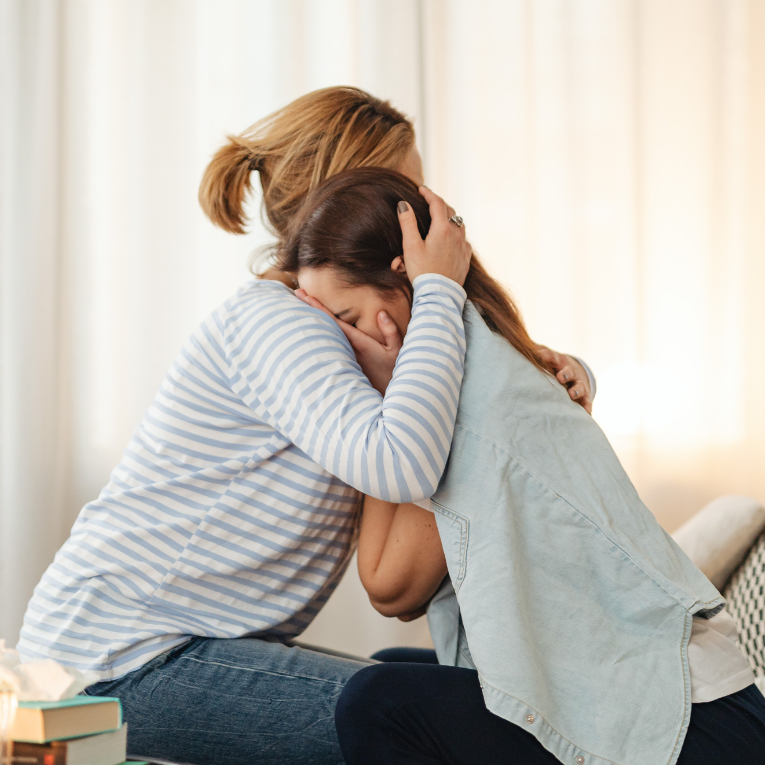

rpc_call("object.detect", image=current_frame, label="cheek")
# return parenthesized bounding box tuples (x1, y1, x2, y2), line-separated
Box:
(355, 313, 386, 344)
(389, 300, 412, 337)
(354, 294, 411, 343)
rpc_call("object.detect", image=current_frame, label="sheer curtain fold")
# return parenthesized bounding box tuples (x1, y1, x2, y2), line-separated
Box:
(2, 0, 765, 654)
(0, 0, 68, 643)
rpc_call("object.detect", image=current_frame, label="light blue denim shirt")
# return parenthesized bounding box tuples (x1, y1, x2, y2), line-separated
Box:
(427, 304, 724, 765)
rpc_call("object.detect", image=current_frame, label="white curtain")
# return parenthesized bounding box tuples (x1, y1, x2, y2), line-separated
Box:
(422, 0, 765, 531)
(2, 0, 765, 655)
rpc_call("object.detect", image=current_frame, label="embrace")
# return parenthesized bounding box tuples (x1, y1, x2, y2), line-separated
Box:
(17, 87, 765, 765)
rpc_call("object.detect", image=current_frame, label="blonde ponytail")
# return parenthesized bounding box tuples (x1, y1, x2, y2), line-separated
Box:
(199, 87, 415, 238)
(199, 140, 260, 235)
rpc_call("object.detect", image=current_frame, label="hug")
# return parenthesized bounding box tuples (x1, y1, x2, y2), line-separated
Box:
(17, 88, 765, 765)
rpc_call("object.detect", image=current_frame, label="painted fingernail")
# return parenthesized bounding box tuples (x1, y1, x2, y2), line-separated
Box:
(573, 389, 580, 397)
(562, 373, 569, 381)
(397, 201, 409, 214)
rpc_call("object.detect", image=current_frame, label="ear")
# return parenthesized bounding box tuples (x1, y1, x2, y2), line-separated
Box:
(390, 256, 407, 274)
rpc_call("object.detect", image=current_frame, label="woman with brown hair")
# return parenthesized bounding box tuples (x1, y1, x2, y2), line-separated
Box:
(285, 169, 765, 765)
(17, 87, 591, 765)
(285, 165, 558, 622)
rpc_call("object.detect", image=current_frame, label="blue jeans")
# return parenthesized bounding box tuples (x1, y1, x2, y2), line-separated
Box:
(84, 636, 374, 765)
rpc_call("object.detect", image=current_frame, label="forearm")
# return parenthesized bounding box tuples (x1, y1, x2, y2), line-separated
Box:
(237, 276, 466, 503)
(357, 496, 447, 617)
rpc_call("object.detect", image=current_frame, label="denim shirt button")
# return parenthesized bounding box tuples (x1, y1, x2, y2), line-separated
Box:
(526, 714, 535, 724)
(576, 757, 585, 764)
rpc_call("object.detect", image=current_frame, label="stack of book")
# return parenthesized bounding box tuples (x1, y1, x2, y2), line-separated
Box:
(8, 696, 142, 765)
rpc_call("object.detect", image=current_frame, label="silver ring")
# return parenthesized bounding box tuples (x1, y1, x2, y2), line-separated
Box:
(449, 214, 464, 228)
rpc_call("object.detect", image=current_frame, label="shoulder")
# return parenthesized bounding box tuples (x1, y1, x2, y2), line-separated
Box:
(229, 278, 299, 314)
(213, 278, 352, 361)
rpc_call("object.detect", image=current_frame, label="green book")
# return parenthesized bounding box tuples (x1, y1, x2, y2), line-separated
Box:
(11, 697, 122, 744)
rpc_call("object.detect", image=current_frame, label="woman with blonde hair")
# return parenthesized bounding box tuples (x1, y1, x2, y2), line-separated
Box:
(17, 87, 592, 765)
(199, 86, 592, 409)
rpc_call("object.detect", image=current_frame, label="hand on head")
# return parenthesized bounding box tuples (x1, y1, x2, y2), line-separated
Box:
(296, 184, 469, 394)
(397, 186, 472, 287)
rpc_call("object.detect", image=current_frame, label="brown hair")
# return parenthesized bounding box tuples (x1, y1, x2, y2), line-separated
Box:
(199, 87, 415, 237)
(281, 168, 553, 376)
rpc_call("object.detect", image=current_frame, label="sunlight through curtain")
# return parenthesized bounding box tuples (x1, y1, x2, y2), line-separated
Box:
(422, 0, 765, 532)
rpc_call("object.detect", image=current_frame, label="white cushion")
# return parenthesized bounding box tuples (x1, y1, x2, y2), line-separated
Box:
(671, 495, 765, 590)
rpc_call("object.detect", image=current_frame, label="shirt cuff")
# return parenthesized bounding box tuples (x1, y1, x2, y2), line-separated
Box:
(412, 274, 467, 310)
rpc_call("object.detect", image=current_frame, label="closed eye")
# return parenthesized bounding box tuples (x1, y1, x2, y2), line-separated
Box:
(334, 309, 359, 327)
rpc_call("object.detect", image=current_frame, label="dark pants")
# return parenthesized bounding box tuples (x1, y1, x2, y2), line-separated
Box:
(337, 659, 765, 765)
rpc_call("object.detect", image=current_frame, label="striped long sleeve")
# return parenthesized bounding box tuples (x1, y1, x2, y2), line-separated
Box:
(226, 274, 467, 502)
(17, 274, 466, 680)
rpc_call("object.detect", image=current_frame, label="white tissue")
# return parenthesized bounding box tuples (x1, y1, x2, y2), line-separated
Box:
(0, 641, 99, 701)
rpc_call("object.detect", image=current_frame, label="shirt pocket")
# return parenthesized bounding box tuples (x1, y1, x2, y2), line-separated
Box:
(431, 501, 469, 593)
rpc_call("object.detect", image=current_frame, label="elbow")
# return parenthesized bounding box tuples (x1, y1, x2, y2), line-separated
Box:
(363, 581, 401, 612)
(362, 468, 442, 505)
(365, 579, 428, 618)
(362, 579, 410, 618)
(368, 595, 413, 619)
(371, 485, 436, 505)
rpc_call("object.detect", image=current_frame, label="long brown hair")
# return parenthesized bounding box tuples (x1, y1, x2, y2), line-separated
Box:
(199, 87, 415, 237)
(281, 169, 553, 376)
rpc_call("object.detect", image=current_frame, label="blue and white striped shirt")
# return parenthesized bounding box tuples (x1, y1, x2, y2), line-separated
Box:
(18, 275, 466, 680)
